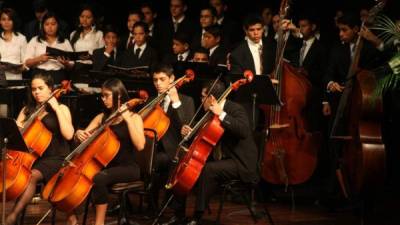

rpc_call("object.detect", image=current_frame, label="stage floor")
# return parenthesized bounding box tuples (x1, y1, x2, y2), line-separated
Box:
(1, 187, 398, 225)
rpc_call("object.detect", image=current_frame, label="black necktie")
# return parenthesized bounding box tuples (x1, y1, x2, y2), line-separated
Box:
(135, 48, 141, 58)
(178, 54, 183, 61)
(127, 35, 134, 49)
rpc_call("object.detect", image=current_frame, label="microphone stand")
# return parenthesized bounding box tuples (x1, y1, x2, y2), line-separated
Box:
(2, 137, 8, 225)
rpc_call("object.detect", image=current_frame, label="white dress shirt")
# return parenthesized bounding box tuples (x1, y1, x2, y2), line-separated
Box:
(0, 32, 27, 79)
(24, 36, 73, 71)
(299, 37, 315, 66)
(134, 43, 147, 59)
(70, 27, 104, 64)
(247, 38, 263, 75)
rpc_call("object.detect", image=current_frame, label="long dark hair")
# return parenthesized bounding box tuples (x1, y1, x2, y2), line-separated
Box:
(37, 11, 66, 43)
(23, 73, 54, 121)
(70, 4, 98, 49)
(101, 78, 130, 121)
(0, 8, 22, 37)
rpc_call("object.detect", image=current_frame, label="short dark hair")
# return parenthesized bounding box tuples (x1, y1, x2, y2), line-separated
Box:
(337, 13, 360, 28)
(204, 24, 222, 38)
(153, 63, 174, 77)
(202, 80, 225, 99)
(243, 14, 264, 30)
(132, 21, 149, 34)
(128, 9, 144, 21)
(200, 6, 217, 18)
(33, 0, 48, 13)
(194, 47, 209, 55)
(102, 24, 119, 37)
(173, 31, 190, 44)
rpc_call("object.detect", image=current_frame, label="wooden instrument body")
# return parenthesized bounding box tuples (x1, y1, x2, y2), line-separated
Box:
(262, 62, 320, 185)
(42, 127, 120, 212)
(167, 115, 224, 195)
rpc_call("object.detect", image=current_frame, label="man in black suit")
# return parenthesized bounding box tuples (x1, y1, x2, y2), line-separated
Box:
(203, 25, 227, 66)
(119, 22, 158, 72)
(23, 0, 69, 41)
(162, 32, 192, 65)
(283, 15, 328, 131)
(321, 13, 386, 198)
(229, 14, 276, 76)
(322, 13, 384, 116)
(167, 80, 259, 225)
(150, 63, 195, 211)
(191, 6, 218, 52)
(92, 26, 121, 71)
(154, 0, 195, 58)
(209, 0, 243, 50)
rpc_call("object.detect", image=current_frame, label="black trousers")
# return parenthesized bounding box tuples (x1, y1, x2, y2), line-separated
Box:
(173, 159, 240, 216)
(92, 165, 140, 204)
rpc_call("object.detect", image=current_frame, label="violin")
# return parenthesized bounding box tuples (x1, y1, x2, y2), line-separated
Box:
(42, 94, 147, 212)
(138, 69, 195, 140)
(0, 81, 71, 201)
(165, 70, 253, 195)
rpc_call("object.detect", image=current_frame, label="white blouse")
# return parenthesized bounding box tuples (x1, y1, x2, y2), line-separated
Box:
(70, 27, 104, 64)
(24, 36, 73, 71)
(0, 32, 27, 79)
(70, 27, 104, 53)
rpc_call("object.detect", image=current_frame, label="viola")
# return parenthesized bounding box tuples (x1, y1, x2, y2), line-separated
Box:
(42, 95, 147, 212)
(260, 0, 321, 187)
(138, 69, 195, 140)
(0, 81, 71, 201)
(165, 70, 253, 195)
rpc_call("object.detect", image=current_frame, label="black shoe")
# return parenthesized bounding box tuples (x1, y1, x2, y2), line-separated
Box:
(186, 219, 201, 225)
(161, 215, 186, 225)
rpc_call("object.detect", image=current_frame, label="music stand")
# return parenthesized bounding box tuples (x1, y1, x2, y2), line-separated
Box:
(226, 74, 280, 129)
(174, 62, 228, 107)
(0, 118, 28, 225)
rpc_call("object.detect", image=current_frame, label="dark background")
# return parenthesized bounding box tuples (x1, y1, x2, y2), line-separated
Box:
(1, 0, 399, 36)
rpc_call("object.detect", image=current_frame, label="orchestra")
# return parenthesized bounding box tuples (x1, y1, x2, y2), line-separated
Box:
(0, 0, 399, 225)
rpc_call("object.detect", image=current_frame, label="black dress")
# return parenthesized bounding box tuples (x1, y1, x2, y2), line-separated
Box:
(91, 120, 141, 204)
(32, 110, 70, 182)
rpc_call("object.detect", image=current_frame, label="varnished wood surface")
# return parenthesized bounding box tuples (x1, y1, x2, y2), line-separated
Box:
(1, 187, 398, 225)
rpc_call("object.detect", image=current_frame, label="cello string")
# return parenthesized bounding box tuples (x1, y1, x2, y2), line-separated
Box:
(34, 208, 53, 225)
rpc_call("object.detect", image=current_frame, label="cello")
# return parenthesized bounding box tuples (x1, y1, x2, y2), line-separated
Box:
(329, 1, 386, 197)
(42, 94, 147, 212)
(166, 71, 253, 195)
(260, 0, 321, 186)
(0, 81, 71, 201)
(138, 69, 195, 140)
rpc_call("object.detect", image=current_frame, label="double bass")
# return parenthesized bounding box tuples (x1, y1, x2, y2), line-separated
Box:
(138, 69, 195, 140)
(0, 81, 71, 201)
(166, 71, 253, 195)
(329, 1, 386, 198)
(261, 0, 321, 187)
(42, 95, 147, 212)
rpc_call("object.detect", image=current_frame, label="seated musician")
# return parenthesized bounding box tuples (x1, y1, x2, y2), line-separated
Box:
(151, 63, 195, 210)
(164, 80, 259, 225)
(67, 78, 145, 225)
(6, 73, 74, 225)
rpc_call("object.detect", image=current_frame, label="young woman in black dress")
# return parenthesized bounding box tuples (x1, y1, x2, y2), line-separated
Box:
(69, 78, 145, 225)
(6, 73, 74, 225)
